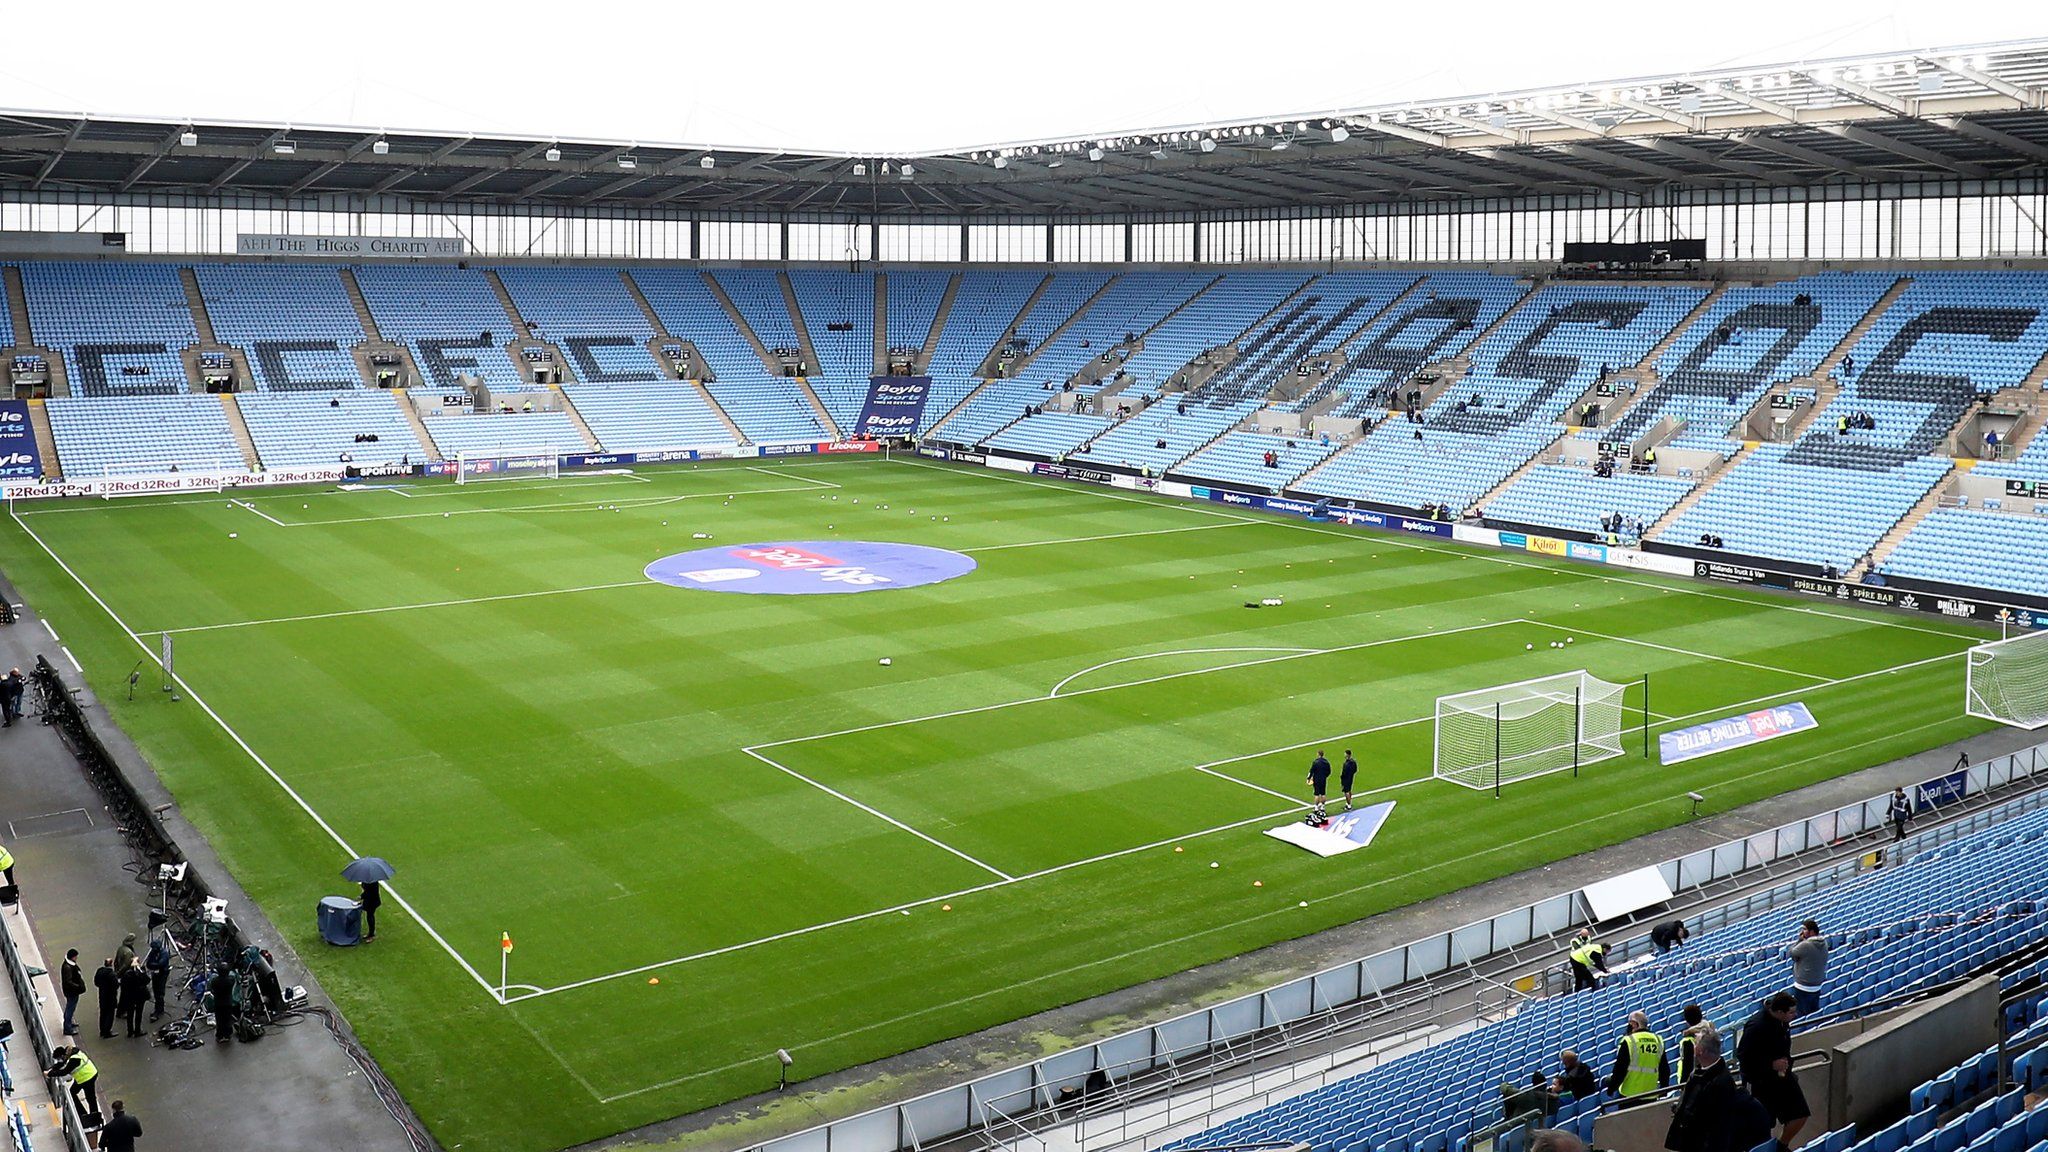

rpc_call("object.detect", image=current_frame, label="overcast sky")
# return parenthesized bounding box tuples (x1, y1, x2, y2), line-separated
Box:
(5, 1, 2040, 152)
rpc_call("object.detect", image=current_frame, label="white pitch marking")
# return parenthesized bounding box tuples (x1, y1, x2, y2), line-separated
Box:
(60, 646, 81, 673)
(7, 504, 505, 1002)
(282, 480, 840, 527)
(147, 578, 661, 637)
(1525, 620, 1835, 684)
(741, 747, 1014, 880)
(962, 521, 1252, 554)
(40, 619, 58, 643)
(1048, 646, 1322, 698)
(230, 499, 288, 527)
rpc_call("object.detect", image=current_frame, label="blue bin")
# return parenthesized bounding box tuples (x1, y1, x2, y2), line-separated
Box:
(318, 896, 362, 946)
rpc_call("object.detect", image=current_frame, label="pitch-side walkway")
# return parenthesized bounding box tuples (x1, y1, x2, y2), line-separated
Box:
(0, 578, 422, 1152)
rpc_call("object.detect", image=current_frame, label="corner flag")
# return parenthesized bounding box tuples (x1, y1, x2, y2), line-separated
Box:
(502, 932, 514, 953)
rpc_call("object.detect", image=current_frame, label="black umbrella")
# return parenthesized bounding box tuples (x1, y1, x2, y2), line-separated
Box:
(341, 857, 396, 884)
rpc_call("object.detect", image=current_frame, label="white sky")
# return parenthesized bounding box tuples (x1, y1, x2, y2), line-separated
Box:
(4, 0, 2041, 153)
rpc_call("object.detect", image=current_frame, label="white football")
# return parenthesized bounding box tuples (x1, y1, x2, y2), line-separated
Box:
(879, 657, 892, 666)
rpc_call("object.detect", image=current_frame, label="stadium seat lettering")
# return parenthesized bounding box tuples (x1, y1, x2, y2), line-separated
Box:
(415, 335, 496, 387)
(562, 336, 659, 384)
(252, 339, 356, 391)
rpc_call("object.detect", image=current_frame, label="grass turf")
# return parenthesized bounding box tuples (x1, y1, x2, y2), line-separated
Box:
(0, 455, 1997, 1151)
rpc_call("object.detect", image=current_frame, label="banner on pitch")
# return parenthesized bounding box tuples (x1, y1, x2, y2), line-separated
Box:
(1265, 801, 1396, 857)
(854, 376, 931, 439)
(1658, 702, 1818, 765)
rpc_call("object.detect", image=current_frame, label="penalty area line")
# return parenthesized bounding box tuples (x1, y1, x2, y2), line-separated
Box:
(740, 747, 1015, 881)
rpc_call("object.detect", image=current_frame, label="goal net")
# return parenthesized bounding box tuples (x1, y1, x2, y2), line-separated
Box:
(454, 449, 560, 484)
(1435, 670, 1631, 793)
(1967, 629, 2048, 730)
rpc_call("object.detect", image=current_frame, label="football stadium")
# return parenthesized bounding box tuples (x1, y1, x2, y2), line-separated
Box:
(5, 14, 2048, 1152)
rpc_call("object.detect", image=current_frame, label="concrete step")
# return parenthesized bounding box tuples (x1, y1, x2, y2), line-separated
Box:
(778, 271, 823, 377)
(977, 272, 1054, 378)
(1647, 442, 1758, 538)
(688, 380, 747, 444)
(1450, 275, 1546, 354)
(221, 393, 262, 471)
(26, 397, 59, 479)
(1006, 274, 1121, 377)
(1634, 282, 1728, 370)
(928, 378, 999, 440)
(178, 267, 219, 343)
(794, 378, 841, 440)
(394, 391, 444, 462)
(1335, 274, 1430, 353)
(1857, 464, 1957, 577)
(1470, 429, 1569, 516)
(3, 266, 33, 347)
(919, 272, 963, 369)
(483, 269, 533, 339)
(619, 270, 671, 337)
(1816, 276, 1912, 377)
(1783, 377, 1842, 440)
(338, 268, 384, 341)
(873, 271, 889, 375)
(700, 273, 782, 373)
(549, 385, 603, 451)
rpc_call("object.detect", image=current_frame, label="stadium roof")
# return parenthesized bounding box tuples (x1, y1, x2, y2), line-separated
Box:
(4, 38, 2047, 217)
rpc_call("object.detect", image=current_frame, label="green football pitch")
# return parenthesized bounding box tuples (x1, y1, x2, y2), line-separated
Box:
(0, 455, 1998, 1151)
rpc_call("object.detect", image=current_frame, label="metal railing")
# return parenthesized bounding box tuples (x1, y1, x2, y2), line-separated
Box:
(0, 907, 92, 1152)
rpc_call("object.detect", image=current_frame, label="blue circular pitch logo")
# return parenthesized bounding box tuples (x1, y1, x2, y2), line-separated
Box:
(645, 541, 977, 595)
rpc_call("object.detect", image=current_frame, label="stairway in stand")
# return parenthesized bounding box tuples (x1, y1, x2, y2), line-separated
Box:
(1853, 467, 1957, 579)
(1645, 442, 1758, 539)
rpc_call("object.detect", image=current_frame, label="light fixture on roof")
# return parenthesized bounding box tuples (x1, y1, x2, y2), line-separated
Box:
(1047, 159, 1063, 168)
(1149, 147, 1165, 159)
(699, 155, 715, 169)
(1087, 146, 1104, 162)
(618, 155, 637, 170)
(992, 155, 1007, 169)
(273, 139, 296, 155)
(1329, 125, 1349, 143)
(178, 129, 197, 147)
(372, 138, 389, 155)
(852, 161, 866, 175)
(1974, 54, 1990, 70)
(1295, 121, 1308, 131)
(1776, 72, 1791, 87)
(1270, 140, 1289, 151)
(544, 145, 561, 162)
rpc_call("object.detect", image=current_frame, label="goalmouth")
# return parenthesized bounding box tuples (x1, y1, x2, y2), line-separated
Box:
(453, 449, 560, 484)
(1967, 628, 2048, 731)
(1435, 670, 1639, 795)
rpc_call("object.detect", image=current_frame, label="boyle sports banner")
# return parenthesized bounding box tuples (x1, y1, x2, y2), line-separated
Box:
(855, 376, 932, 438)
(0, 403, 41, 483)
(1658, 702, 1819, 765)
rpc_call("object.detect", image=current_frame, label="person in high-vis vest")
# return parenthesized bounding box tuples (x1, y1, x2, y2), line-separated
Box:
(1568, 934, 1608, 992)
(48, 1044, 100, 1117)
(1605, 1010, 1670, 1099)
(0, 841, 15, 888)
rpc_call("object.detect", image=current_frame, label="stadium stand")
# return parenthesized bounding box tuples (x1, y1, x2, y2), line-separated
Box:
(920, 270, 1044, 435)
(19, 262, 198, 397)
(1880, 507, 2048, 598)
(1328, 272, 1532, 418)
(1017, 270, 1216, 390)
(884, 271, 949, 353)
(1658, 446, 1954, 571)
(559, 382, 735, 454)
(237, 392, 424, 469)
(1164, 802, 2048, 1152)
(43, 394, 242, 475)
(350, 265, 525, 391)
(1612, 272, 1897, 452)
(423, 410, 583, 458)
(1173, 430, 1339, 490)
(982, 410, 1114, 458)
(1482, 464, 1696, 538)
(1298, 422, 1559, 512)
(193, 264, 366, 391)
(1229, 271, 1420, 411)
(787, 270, 876, 427)
(631, 269, 827, 443)
(1117, 270, 1310, 394)
(493, 267, 665, 383)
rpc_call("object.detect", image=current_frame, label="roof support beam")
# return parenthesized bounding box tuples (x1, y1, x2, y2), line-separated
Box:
(1928, 116, 2048, 164)
(29, 120, 86, 190)
(1431, 113, 1524, 145)
(1627, 137, 1796, 184)
(1354, 119, 1449, 149)
(1804, 73, 1915, 116)
(286, 133, 385, 197)
(1553, 142, 1692, 181)
(1474, 148, 1638, 192)
(1815, 123, 1988, 178)
(433, 141, 559, 200)
(1705, 82, 1804, 124)
(116, 126, 191, 192)
(1731, 132, 1867, 177)
(1510, 105, 1613, 136)
(1610, 96, 1702, 131)
(1915, 55, 2033, 105)
(205, 130, 286, 193)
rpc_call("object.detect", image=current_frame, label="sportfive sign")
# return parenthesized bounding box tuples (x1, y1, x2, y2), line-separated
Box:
(644, 540, 976, 595)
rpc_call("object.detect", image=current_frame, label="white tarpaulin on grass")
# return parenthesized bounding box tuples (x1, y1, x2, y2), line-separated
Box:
(1265, 801, 1396, 857)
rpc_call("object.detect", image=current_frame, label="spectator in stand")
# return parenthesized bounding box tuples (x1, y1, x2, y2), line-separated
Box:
(1889, 787, 1913, 843)
(1568, 932, 1608, 992)
(1788, 920, 1829, 1015)
(1665, 1024, 1773, 1152)
(1679, 1003, 1714, 1082)
(1736, 991, 1809, 1149)
(1528, 1131, 1588, 1152)
(1606, 1009, 1670, 1099)
(94, 955, 118, 1039)
(1552, 1049, 1598, 1103)
(1500, 1071, 1552, 1124)
(60, 948, 85, 1036)
(1652, 919, 1691, 953)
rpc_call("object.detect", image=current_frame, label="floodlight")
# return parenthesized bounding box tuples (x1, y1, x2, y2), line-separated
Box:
(699, 156, 715, 169)
(372, 138, 389, 155)
(1198, 138, 1215, 154)
(992, 155, 1007, 169)
(898, 164, 913, 178)
(1087, 147, 1103, 161)
(851, 162, 866, 176)
(1270, 141, 1289, 151)
(545, 146, 561, 162)
(618, 155, 638, 170)
(273, 140, 296, 155)
(1047, 159, 1063, 168)
(1149, 148, 1164, 159)
(1329, 126, 1349, 142)
(178, 130, 197, 148)
(1974, 54, 1989, 70)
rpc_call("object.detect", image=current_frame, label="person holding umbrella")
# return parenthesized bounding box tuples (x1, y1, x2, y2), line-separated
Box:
(343, 858, 396, 944)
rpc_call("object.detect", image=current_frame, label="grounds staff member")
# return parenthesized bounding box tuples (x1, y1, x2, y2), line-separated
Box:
(1606, 1010, 1669, 1098)
(1307, 751, 1332, 812)
(1568, 932, 1608, 992)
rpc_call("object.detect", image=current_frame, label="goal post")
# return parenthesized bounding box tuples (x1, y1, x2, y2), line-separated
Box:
(1967, 629, 2048, 731)
(453, 449, 560, 484)
(1435, 670, 1634, 795)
